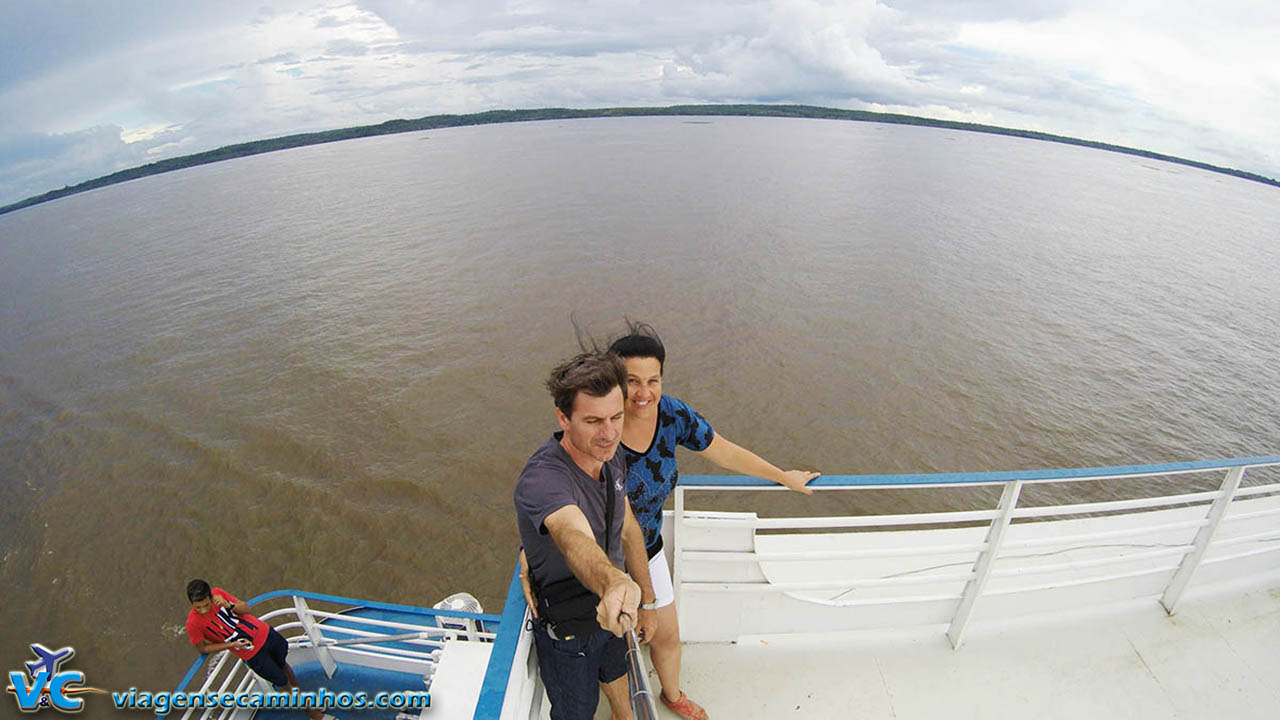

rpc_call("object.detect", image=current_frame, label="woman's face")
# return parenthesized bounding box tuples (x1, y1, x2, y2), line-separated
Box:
(623, 356, 663, 418)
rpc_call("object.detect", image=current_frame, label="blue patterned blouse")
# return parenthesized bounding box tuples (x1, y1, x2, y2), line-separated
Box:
(620, 395, 715, 549)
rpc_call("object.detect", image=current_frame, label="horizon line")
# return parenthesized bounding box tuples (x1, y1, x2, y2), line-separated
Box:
(3, 103, 1277, 216)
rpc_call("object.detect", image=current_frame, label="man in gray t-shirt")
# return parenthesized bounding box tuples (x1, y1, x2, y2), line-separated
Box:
(516, 435, 628, 588)
(514, 351, 657, 720)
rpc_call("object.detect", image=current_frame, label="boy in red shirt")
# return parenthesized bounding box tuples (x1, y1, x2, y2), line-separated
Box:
(186, 579, 323, 720)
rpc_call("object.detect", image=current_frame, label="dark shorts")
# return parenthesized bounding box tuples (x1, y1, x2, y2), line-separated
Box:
(245, 628, 290, 687)
(533, 623, 627, 720)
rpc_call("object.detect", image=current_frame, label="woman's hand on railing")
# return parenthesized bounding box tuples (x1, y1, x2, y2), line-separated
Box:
(777, 470, 820, 495)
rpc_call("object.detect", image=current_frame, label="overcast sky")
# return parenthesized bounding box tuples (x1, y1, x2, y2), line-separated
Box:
(1, 0, 1276, 207)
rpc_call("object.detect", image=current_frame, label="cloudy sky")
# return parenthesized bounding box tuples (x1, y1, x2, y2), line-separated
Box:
(1, 0, 1276, 207)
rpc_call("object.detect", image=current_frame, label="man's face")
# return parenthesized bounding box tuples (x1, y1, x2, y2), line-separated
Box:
(556, 386, 625, 464)
(191, 597, 213, 615)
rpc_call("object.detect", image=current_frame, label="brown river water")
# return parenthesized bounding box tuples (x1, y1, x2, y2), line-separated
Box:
(1, 116, 1277, 710)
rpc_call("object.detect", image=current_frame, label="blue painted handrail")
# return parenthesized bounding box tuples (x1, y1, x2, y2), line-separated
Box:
(238, 588, 503, 623)
(677, 455, 1280, 489)
(473, 565, 529, 720)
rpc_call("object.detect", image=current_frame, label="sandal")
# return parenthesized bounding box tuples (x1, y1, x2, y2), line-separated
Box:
(660, 691, 708, 720)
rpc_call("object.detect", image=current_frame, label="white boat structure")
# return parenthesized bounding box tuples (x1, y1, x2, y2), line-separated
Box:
(164, 455, 1280, 719)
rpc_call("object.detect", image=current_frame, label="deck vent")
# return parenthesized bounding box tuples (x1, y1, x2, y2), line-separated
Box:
(433, 592, 483, 640)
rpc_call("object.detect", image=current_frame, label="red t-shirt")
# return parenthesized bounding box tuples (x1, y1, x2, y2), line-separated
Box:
(186, 588, 270, 661)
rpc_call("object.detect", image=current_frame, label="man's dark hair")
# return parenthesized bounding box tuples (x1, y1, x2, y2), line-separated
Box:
(608, 320, 666, 371)
(186, 579, 211, 603)
(546, 351, 627, 418)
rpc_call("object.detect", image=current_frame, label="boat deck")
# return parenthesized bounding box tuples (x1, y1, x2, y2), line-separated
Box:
(625, 584, 1280, 719)
(170, 457, 1280, 720)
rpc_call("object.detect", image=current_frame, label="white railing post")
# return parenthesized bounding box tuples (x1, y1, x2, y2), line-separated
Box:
(250, 670, 275, 694)
(673, 487, 685, 612)
(293, 596, 338, 678)
(947, 480, 1023, 650)
(1160, 466, 1246, 615)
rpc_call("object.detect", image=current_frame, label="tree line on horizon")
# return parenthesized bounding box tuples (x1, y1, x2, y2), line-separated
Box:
(3, 104, 1277, 215)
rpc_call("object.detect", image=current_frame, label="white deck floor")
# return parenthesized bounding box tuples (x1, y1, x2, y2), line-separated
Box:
(611, 584, 1280, 719)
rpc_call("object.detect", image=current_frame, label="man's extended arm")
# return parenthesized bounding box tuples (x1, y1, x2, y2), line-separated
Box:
(543, 504, 640, 636)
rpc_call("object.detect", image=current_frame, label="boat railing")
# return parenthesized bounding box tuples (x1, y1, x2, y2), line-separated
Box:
(671, 455, 1280, 647)
(474, 567, 540, 720)
(162, 589, 499, 719)
(471, 455, 1280, 720)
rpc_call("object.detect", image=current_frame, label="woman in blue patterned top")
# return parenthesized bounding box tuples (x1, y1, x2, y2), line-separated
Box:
(610, 322, 818, 720)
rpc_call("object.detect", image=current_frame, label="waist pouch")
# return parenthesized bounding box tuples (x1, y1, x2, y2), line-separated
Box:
(537, 575, 601, 639)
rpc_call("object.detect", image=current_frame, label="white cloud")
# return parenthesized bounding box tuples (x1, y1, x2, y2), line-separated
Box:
(949, 0, 1280, 174)
(0, 126, 141, 203)
(120, 124, 179, 144)
(168, 76, 236, 93)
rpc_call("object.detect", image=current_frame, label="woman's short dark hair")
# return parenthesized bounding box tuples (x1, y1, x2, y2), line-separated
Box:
(608, 320, 666, 371)
(546, 351, 628, 418)
(186, 579, 212, 603)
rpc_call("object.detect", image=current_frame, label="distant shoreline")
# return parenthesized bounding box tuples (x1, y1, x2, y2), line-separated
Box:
(4, 104, 1277, 216)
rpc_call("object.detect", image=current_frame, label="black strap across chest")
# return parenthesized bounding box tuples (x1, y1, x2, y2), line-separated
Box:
(603, 461, 616, 556)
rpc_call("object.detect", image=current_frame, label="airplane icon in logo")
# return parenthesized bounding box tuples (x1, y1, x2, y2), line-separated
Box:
(24, 644, 75, 683)
(7, 641, 106, 713)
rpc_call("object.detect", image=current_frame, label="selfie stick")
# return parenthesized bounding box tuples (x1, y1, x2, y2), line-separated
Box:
(625, 628, 659, 720)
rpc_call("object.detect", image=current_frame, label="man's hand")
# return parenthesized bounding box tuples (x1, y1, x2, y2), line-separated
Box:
(229, 639, 251, 650)
(636, 607, 659, 645)
(214, 595, 231, 609)
(596, 575, 640, 638)
(778, 470, 819, 495)
(518, 549, 539, 619)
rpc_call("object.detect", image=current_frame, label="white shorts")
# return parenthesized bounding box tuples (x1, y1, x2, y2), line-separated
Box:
(648, 548, 676, 609)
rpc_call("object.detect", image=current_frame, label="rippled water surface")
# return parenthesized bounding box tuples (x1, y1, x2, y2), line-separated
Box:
(2, 116, 1278, 703)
